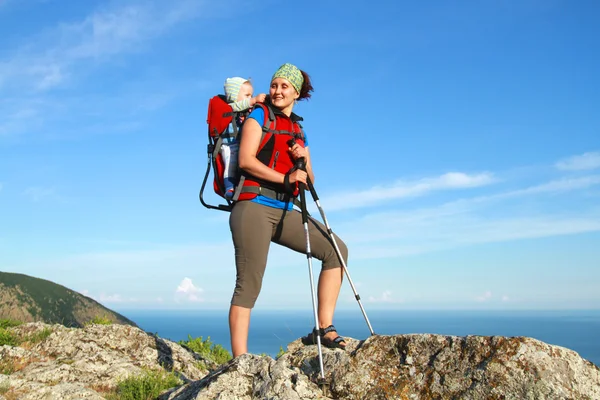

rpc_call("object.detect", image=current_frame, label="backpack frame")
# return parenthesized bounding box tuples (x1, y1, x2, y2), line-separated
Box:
(199, 95, 241, 212)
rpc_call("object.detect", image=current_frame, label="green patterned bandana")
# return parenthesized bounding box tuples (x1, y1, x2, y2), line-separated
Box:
(271, 63, 304, 94)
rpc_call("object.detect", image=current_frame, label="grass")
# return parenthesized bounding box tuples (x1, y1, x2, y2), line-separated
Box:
(0, 358, 15, 375)
(105, 369, 182, 400)
(0, 320, 21, 329)
(0, 319, 21, 347)
(25, 327, 52, 345)
(0, 319, 53, 348)
(276, 346, 286, 359)
(0, 380, 9, 394)
(0, 328, 19, 347)
(87, 315, 113, 325)
(0, 357, 25, 375)
(178, 335, 231, 365)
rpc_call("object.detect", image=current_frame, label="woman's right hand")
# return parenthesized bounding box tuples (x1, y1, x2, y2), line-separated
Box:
(287, 169, 307, 185)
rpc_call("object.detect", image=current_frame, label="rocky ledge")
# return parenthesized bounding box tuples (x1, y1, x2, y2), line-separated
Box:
(1, 322, 599, 399)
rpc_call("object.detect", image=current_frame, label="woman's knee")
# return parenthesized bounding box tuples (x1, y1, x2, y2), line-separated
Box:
(322, 234, 348, 270)
(231, 290, 259, 309)
(231, 265, 266, 309)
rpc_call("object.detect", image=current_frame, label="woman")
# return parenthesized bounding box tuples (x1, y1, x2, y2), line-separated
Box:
(228, 63, 348, 357)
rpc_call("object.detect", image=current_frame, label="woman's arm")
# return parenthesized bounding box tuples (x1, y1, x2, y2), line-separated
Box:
(238, 118, 286, 184)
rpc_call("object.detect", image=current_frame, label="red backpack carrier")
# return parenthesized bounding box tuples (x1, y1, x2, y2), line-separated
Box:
(199, 97, 305, 212)
(199, 95, 241, 211)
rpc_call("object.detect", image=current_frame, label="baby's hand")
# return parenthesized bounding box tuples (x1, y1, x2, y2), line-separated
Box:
(254, 93, 266, 103)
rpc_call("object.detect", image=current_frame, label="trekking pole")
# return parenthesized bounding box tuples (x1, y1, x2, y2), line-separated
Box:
(296, 158, 327, 385)
(306, 177, 376, 336)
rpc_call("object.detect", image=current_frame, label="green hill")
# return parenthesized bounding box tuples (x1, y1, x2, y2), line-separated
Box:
(0, 271, 136, 327)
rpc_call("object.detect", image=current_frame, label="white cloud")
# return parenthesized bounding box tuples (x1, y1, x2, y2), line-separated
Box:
(98, 293, 124, 303)
(175, 277, 204, 302)
(93, 293, 138, 303)
(320, 172, 495, 212)
(475, 291, 492, 302)
(0, 1, 217, 140)
(347, 210, 600, 260)
(0, 97, 54, 138)
(0, 1, 210, 92)
(30, 64, 65, 91)
(556, 152, 600, 171)
(505, 176, 600, 197)
(501, 295, 510, 302)
(368, 290, 401, 303)
(22, 186, 57, 202)
(328, 168, 600, 260)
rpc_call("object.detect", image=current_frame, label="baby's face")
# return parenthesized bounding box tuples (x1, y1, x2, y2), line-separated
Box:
(236, 82, 253, 101)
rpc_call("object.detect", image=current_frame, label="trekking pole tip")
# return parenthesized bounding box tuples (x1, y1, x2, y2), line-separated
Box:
(317, 377, 329, 396)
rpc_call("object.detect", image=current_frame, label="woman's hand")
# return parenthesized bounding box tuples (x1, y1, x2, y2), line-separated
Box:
(287, 169, 307, 185)
(289, 143, 308, 161)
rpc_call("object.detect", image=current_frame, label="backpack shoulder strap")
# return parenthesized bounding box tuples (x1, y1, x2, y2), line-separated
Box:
(251, 103, 275, 130)
(293, 120, 305, 143)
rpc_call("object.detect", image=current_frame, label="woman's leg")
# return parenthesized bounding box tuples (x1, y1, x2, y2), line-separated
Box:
(316, 230, 347, 344)
(229, 201, 273, 357)
(229, 305, 251, 357)
(317, 267, 344, 340)
(273, 210, 348, 343)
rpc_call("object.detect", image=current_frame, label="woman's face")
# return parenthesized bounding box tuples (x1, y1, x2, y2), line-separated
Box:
(270, 78, 299, 111)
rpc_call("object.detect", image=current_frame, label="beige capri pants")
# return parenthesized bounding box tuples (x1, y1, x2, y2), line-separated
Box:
(229, 200, 348, 308)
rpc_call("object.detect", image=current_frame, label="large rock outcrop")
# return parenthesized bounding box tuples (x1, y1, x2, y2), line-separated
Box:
(162, 335, 600, 400)
(1, 322, 599, 399)
(0, 322, 213, 399)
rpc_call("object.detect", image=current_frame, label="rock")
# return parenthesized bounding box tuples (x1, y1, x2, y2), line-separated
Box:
(2, 322, 599, 399)
(159, 354, 328, 400)
(163, 334, 600, 400)
(1, 322, 211, 399)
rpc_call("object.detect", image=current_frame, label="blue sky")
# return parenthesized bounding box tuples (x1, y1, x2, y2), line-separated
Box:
(0, 0, 599, 312)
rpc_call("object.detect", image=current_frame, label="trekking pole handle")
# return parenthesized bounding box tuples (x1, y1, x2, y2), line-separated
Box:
(294, 157, 307, 189)
(288, 138, 318, 201)
(295, 157, 306, 171)
(293, 155, 309, 223)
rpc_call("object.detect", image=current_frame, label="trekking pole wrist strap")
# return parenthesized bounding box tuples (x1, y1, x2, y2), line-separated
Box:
(284, 172, 293, 194)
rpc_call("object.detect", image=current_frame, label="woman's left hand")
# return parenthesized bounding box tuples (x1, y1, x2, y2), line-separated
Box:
(289, 144, 308, 160)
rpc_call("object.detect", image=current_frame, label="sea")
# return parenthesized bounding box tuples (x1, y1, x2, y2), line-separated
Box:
(118, 309, 600, 366)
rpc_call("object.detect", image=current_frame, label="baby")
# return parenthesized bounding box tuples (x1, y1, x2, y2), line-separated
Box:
(220, 78, 266, 198)
(224, 77, 266, 113)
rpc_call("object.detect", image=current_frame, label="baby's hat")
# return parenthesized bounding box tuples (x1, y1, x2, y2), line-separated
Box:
(224, 77, 248, 103)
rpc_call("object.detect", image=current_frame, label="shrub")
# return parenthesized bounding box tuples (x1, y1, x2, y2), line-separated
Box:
(0, 358, 16, 375)
(179, 335, 231, 365)
(0, 328, 18, 347)
(107, 369, 181, 400)
(0, 320, 21, 329)
(88, 315, 113, 325)
(276, 346, 286, 359)
(26, 328, 52, 344)
(0, 379, 9, 394)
